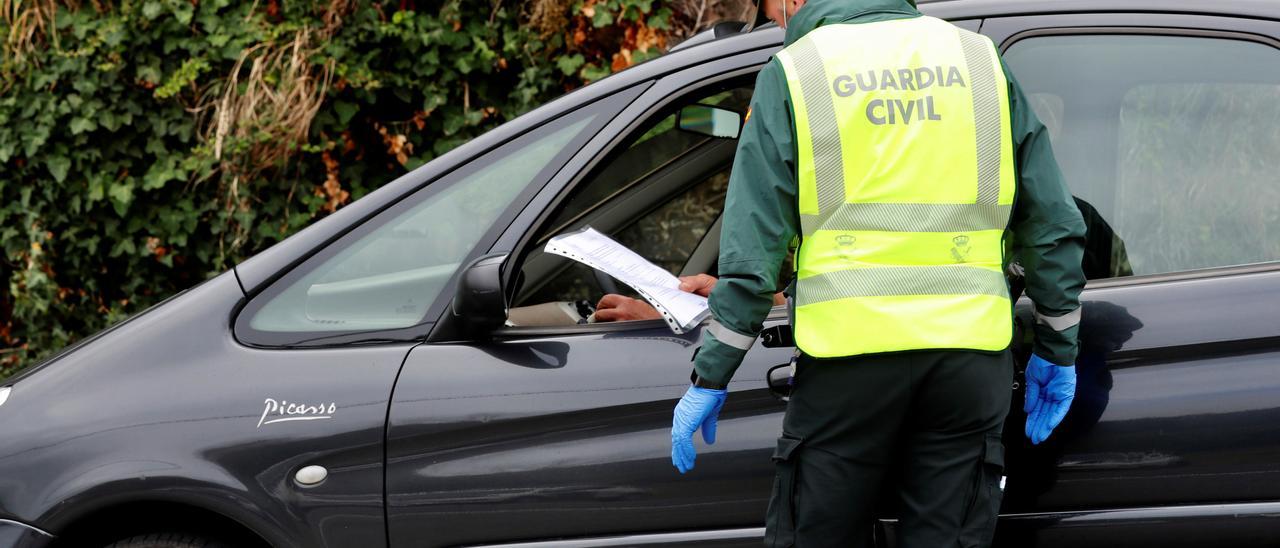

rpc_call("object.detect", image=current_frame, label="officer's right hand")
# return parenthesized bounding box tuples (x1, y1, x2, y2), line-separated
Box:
(1023, 354, 1077, 444)
(671, 385, 727, 474)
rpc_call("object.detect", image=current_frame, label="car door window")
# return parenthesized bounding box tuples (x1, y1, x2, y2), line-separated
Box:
(514, 86, 752, 307)
(238, 108, 604, 342)
(1003, 33, 1280, 278)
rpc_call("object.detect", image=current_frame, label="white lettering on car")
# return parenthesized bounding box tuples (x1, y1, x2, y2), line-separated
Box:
(257, 398, 338, 428)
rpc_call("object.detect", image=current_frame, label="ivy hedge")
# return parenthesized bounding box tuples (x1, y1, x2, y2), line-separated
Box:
(0, 0, 752, 378)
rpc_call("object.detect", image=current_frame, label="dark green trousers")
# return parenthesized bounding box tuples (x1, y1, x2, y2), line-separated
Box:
(764, 350, 1013, 548)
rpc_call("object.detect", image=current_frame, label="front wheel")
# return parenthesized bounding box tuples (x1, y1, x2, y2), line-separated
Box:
(104, 533, 233, 548)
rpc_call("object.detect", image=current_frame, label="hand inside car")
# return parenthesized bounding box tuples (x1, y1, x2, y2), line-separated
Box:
(594, 275, 720, 322)
(594, 294, 664, 322)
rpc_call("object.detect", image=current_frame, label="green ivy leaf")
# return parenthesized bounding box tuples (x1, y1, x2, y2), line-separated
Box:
(108, 181, 135, 216)
(46, 156, 72, 183)
(592, 8, 613, 28)
(556, 54, 585, 76)
(100, 111, 121, 132)
(142, 1, 163, 20)
(335, 99, 360, 124)
(69, 117, 98, 135)
(109, 237, 137, 257)
(87, 176, 106, 202)
(581, 63, 612, 82)
(648, 8, 672, 30)
(142, 158, 180, 190)
(172, 2, 195, 25)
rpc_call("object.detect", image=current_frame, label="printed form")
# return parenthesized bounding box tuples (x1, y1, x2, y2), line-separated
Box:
(545, 227, 711, 334)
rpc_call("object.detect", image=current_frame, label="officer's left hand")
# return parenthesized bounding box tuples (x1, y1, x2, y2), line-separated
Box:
(1024, 354, 1076, 445)
(678, 274, 718, 297)
(671, 385, 727, 473)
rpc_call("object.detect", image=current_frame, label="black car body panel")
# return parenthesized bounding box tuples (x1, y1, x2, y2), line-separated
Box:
(2, 1, 1279, 547)
(0, 273, 409, 547)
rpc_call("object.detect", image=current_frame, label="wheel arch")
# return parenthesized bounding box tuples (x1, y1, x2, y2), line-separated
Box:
(48, 500, 272, 548)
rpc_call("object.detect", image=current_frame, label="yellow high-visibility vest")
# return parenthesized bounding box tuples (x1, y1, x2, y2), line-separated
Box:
(775, 16, 1016, 358)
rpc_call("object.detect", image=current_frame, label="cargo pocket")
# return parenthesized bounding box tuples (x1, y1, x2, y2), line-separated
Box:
(764, 434, 803, 548)
(959, 433, 1005, 548)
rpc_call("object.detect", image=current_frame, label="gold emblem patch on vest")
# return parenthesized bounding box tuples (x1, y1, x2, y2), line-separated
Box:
(835, 234, 857, 261)
(950, 235, 972, 263)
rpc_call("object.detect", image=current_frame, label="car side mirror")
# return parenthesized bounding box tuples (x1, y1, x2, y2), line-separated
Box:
(451, 253, 509, 339)
(677, 104, 742, 139)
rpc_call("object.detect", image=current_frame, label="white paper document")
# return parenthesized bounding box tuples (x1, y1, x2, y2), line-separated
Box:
(545, 227, 711, 334)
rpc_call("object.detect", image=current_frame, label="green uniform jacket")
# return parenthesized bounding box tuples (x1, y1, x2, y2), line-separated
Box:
(693, 0, 1087, 386)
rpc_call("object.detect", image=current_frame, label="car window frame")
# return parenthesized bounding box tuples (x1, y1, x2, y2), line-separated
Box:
(232, 85, 647, 348)
(996, 22, 1280, 290)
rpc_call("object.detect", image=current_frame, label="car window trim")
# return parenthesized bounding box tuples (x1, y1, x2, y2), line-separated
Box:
(492, 304, 790, 340)
(233, 84, 648, 349)
(1081, 261, 1280, 291)
(998, 25, 1280, 54)
(999, 26, 1280, 290)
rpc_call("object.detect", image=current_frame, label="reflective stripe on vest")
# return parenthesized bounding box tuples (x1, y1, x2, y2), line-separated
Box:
(775, 17, 1016, 358)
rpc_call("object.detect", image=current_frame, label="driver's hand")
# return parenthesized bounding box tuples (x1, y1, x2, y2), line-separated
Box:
(678, 274, 718, 297)
(594, 294, 663, 322)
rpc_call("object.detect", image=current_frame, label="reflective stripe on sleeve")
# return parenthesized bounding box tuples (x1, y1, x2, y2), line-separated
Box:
(707, 320, 757, 351)
(1033, 305, 1082, 332)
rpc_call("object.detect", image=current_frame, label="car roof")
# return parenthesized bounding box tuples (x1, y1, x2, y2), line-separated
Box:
(919, 0, 1280, 20)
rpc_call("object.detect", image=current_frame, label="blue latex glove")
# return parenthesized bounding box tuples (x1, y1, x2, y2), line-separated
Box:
(1024, 354, 1077, 445)
(671, 386, 727, 474)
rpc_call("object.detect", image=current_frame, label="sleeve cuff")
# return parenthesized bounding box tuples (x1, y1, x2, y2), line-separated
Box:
(693, 333, 751, 387)
(1032, 323, 1080, 367)
(1033, 304, 1082, 332)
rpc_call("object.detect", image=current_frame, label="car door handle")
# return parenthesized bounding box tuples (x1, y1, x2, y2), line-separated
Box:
(767, 363, 792, 402)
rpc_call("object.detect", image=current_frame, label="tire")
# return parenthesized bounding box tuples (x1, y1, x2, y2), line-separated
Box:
(103, 532, 234, 548)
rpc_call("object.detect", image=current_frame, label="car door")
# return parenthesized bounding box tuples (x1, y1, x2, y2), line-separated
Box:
(974, 11, 1280, 547)
(383, 42, 796, 547)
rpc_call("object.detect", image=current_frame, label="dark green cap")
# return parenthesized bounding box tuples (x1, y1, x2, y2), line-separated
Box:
(750, 0, 918, 29)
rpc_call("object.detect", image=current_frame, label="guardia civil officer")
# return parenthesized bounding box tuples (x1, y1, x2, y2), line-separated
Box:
(668, 0, 1087, 546)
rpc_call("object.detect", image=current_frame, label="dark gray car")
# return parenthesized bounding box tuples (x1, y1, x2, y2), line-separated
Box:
(3, 1, 1280, 546)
